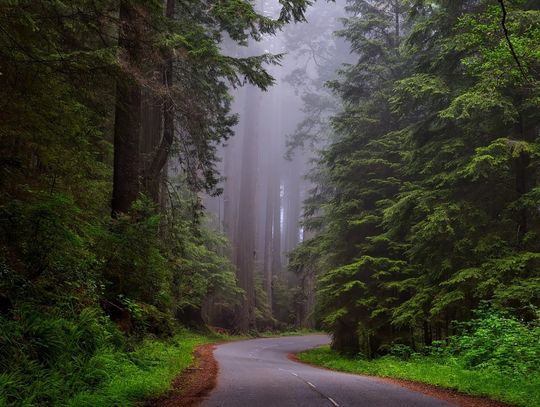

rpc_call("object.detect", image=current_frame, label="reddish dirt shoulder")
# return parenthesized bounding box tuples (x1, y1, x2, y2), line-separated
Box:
(146, 343, 219, 407)
(288, 353, 513, 407)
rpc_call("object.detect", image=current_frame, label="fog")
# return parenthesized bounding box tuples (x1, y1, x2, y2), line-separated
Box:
(203, 0, 351, 330)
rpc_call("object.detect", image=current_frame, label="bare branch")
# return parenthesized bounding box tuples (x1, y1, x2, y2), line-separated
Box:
(497, 0, 530, 82)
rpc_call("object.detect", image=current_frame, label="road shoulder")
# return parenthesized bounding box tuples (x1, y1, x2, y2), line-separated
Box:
(145, 343, 219, 407)
(288, 353, 513, 407)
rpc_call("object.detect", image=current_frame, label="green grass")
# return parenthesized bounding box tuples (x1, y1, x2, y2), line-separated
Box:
(64, 331, 216, 407)
(297, 346, 540, 407)
(261, 329, 323, 337)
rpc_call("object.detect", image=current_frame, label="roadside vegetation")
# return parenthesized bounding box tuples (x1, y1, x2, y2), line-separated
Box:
(298, 312, 540, 407)
(62, 331, 216, 407)
(0, 323, 228, 407)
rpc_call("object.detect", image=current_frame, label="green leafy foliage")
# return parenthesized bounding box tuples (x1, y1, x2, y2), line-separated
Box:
(298, 312, 540, 407)
(0, 0, 312, 402)
(0, 308, 120, 406)
(0, 320, 217, 407)
(449, 311, 540, 375)
(291, 0, 540, 359)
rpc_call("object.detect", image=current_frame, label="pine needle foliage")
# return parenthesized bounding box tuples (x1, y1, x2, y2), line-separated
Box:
(0, 0, 311, 404)
(291, 0, 540, 356)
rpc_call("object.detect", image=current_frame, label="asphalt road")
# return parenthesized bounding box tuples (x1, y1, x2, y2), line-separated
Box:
(202, 335, 455, 407)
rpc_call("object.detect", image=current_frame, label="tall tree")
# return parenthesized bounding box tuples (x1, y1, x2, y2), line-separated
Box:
(111, 0, 312, 215)
(111, 1, 146, 215)
(295, 0, 540, 356)
(234, 87, 261, 331)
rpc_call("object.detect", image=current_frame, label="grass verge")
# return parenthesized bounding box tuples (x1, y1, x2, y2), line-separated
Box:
(64, 331, 219, 407)
(297, 346, 540, 407)
(261, 329, 323, 337)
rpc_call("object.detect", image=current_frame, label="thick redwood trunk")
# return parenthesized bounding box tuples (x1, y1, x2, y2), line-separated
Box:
(234, 87, 260, 332)
(284, 161, 301, 256)
(112, 1, 143, 215)
(223, 144, 236, 240)
(301, 270, 315, 329)
(141, 87, 163, 202)
(223, 90, 243, 245)
(142, 0, 175, 205)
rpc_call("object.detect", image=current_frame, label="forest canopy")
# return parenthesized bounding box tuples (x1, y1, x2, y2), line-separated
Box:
(0, 0, 309, 404)
(1, 0, 540, 405)
(290, 0, 540, 356)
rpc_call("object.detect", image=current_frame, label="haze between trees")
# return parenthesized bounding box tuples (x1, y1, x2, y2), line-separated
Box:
(1, 0, 540, 405)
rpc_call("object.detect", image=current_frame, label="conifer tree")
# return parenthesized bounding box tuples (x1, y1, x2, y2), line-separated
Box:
(295, 0, 540, 355)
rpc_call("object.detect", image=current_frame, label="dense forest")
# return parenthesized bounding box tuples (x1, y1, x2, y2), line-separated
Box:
(290, 0, 540, 356)
(0, 0, 310, 404)
(1, 0, 539, 405)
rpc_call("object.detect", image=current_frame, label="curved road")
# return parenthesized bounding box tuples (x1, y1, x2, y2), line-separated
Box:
(202, 335, 455, 407)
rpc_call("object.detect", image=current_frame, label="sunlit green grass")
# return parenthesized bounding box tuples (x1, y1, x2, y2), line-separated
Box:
(298, 346, 540, 407)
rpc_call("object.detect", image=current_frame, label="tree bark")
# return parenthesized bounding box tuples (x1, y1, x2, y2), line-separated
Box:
(141, 85, 163, 202)
(332, 320, 360, 355)
(271, 173, 282, 276)
(223, 143, 236, 240)
(223, 89, 243, 245)
(284, 161, 301, 256)
(234, 86, 260, 332)
(142, 0, 175, 204)
(112, 1, 143, 215)
(263, 163, 277, 312)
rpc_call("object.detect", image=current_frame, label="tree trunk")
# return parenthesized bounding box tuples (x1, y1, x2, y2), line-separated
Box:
(141, 86, 163, 202)
(223, 89, 243, 245)
(332, 320, 359, 355)
(514, 112, 534, 246)
(271, 171, 282, 276)
(223, 143, 236, 240)
(300, 269, 315, 329)
(284, 160, 301, 256)
(142, 0, 175, 205)
(112, 1, 143, 215)
(234, 86, 260, 332)
(423, 320, 433, 346)
(263, 170, 275, 312)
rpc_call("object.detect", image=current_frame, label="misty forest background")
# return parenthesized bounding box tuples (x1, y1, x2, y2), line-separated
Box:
(1, 0, 540, 406)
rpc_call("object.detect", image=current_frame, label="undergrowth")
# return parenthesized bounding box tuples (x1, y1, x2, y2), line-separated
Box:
(64, 331, 214, 407)
(298, 312, 540, 407)
(0, 309, 218, 407)
(0, 194, 240, 407)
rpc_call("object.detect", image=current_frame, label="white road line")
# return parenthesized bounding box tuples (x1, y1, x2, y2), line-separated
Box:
(279, 368, 337, 406)
(278, 368, 299, 377)
(327, 397, 340, 407)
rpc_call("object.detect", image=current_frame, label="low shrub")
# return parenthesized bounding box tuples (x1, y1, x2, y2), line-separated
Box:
(449, 311, 540, 375)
